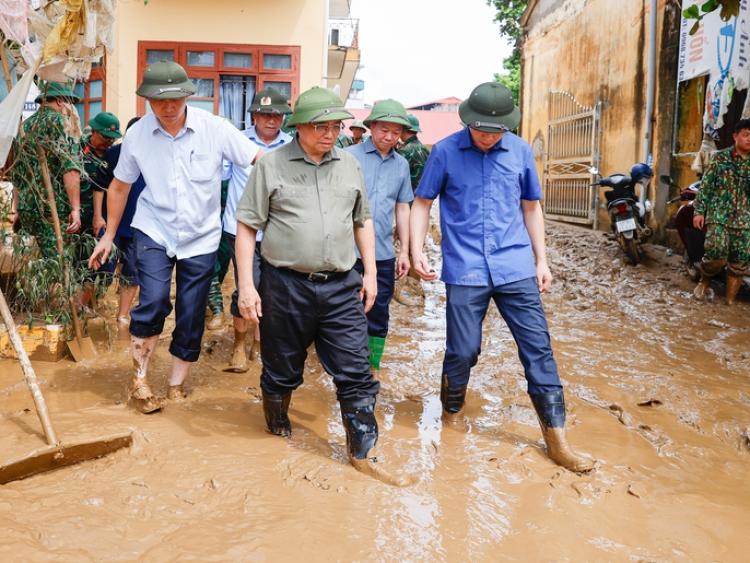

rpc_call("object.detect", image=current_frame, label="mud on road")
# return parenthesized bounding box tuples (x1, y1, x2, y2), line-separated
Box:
(1, 221, 748, 561)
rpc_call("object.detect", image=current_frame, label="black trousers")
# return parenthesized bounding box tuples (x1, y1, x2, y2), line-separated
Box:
(258, 262, 380, 401)
(354, 258, 395, 338)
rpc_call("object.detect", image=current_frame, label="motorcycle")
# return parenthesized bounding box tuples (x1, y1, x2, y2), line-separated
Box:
(592, 162, 654, 264)
(669, 180, 702, 280)
(669, 179, 750, 294)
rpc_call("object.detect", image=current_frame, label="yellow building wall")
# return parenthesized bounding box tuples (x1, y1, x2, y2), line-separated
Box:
(106, 0, 326, 123)
(521, 0, 674, 230)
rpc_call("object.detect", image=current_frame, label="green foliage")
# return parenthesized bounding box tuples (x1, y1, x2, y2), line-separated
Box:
(683, 0, 740, 34)
(487, 0, 527, 103)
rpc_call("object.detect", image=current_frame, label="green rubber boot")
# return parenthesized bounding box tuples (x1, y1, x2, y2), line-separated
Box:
(368, 336, 386, 370)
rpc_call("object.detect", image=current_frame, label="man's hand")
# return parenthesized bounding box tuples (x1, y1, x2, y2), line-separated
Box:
(536, 259, 553, 293)
(693, 214, 705, 230)
(360, 271, 378, 313)
(412, 252, 438, 281)
(239, 285, 262, 323)
(93, 214, 107, 237)
(396, 252, 411, 280)
(88, 236, 113, 270)
(66, 209, 81, 234)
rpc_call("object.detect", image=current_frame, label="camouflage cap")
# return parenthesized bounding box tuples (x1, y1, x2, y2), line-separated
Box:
(88, 111, 122, 139)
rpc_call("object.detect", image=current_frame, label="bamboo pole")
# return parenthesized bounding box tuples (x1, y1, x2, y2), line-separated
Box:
(0, 286, 59, 446)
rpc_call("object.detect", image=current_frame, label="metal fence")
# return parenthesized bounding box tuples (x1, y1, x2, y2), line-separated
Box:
(543, 91, 602, 228)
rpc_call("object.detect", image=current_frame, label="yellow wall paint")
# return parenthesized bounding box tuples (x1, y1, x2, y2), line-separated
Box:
(106, 0, 326, 123)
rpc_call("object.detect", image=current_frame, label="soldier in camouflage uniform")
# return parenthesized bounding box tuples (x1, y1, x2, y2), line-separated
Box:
(10, 82, 83, 258)
(398, 113, 430, 191)
(693, 118, 750, 305)
(85, 112, 122, 236)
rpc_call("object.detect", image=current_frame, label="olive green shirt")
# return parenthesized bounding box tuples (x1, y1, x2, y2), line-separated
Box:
(236, 138, 371, 273)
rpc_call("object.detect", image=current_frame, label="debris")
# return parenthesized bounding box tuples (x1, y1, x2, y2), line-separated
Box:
(637, 399, 663, 407)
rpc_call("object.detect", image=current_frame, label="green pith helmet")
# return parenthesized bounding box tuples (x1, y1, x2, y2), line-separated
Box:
(285, 86, 353, 126)
(35, 81, 80, 103)
(363, 98, 410, 128)
(350, 120, 367, 131)
(249, 88, 292, 115)
(459, 82, 520, 132)
(406, 113, 422, 133)
(136, 61, 196, 99)
(88, 111, 122, 139)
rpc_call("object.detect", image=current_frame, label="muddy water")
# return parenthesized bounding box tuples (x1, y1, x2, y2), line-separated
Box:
(1, 221, 749, 561)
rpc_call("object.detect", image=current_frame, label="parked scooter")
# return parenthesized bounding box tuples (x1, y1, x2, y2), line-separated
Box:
(592, 163, 654, 264)
(669, 179, 750, 294)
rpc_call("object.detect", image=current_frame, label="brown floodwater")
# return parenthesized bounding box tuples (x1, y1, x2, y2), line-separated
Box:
(1, 221, 749, 561)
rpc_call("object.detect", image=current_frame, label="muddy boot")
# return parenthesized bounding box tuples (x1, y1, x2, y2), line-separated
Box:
(130, 378, 163, 414)
(368, 336, 386, 370)
(726, 273, 742, 305)
(693, 275, 711, 300)
(340, 397, 378, 460)
(167, 383, 188, 402)
(207, 311, 224, 330)
(262, 391, 292, 437)
(440, 374, 467, 415)
(530, 391, 594, 473)
(227, 329, 248, 373)
(248, 336, 261, 362)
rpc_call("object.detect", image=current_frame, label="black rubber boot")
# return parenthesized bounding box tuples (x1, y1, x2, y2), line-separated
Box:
(340, 397, 378, 460)
(262, 391, 292, 437)
(529, 390, 594, 473)
(440, 374, 467, 414)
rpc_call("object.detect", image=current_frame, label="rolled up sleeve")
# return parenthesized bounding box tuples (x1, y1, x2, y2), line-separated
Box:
(236, 161, 269, 230)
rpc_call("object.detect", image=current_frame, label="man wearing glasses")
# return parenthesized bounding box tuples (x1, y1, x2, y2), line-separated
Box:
(410, 82, 594, 473)
(234, 86, 382, 470)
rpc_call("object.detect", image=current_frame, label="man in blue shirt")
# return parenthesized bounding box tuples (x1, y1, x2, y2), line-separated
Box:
(207, 88, 292, 373)
(410, 82, 593, 472)
(347, 99, 413, 369)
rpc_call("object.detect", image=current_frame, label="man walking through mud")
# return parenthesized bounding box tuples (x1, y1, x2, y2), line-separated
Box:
(234, 86, 383, 472)
(347, 99, 413, 369)
(410, 82, 594, 473)
(88, 61, 261, 413)
(692, 118, 750, 305)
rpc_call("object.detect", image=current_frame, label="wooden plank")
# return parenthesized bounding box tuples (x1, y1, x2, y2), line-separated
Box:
(0, 323, 67, 362)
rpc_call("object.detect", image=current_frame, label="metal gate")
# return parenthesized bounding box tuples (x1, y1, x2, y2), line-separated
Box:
(543, 91, 602, 228)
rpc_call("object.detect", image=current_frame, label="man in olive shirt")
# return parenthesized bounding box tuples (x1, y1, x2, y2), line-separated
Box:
(235, 87, 381, 467)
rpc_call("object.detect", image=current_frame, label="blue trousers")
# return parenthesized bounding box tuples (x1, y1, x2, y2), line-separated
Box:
(130, 230, 216, 362)
(354, 258, 395, 338)
(443, 277, 562, 395)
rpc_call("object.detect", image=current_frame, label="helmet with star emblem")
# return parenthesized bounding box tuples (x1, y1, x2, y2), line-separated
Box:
(136, 61, 196, 99)
(459, 82, 520, 132)
(249, 88, 292, 115)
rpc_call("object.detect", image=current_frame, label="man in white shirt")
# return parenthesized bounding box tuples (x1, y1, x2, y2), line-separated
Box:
(89, 61, 261, 413)
(207, 89, 291, 373)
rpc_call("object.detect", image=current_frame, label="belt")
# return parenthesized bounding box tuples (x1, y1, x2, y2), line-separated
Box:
(278, 267, 349, 282)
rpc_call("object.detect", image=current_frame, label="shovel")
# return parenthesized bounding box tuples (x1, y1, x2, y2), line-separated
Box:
(0, 285, 132, 484)
(36, 146, 97, 361)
